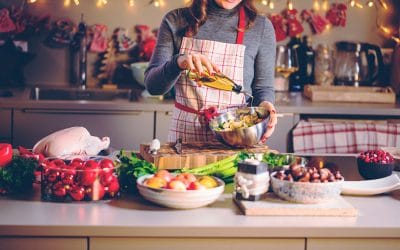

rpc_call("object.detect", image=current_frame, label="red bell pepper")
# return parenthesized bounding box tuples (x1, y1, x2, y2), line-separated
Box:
(0, 143, 13, 168)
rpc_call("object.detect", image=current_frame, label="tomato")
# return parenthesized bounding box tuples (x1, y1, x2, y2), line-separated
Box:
(0, 143, 12, 168)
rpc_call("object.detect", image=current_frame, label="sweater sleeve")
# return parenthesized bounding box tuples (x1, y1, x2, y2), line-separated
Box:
(144, 11, 183, 95)
(251, 17, 276, 106)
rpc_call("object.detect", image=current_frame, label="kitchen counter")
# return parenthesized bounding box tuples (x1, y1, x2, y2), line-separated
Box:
(0, 155, 399, 243)
(1, 88, 399, 116)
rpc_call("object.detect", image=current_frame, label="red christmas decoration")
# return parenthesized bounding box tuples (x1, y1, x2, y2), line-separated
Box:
(326, 3, 347, 27)
(301, 9, 330, 34)
(270, 14, 287, 42)
(89, 24, 108, 53)
(283, 9, 304, 37)
(134, 24, 156, 61)
(0, 9, 16, 33)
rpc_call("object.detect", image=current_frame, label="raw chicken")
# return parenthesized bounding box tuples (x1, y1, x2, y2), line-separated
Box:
(32, 127, 110, 157)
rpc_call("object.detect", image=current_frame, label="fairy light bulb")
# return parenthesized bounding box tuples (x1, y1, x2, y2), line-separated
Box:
(313, 0, 320, 11)
(261, 0, 267, 5)
(154, 0, 160, 7)
(268, 0, 275, 10)
(64, 0, 71, 7)
(379, 25, 392, 35)
(27, 0, 37, 3)
(322, 0, 329, 11)
(129, 0, 135, 7)
(74, 0, 80, 5)
(366, 0, 374, 7)
(287, 0, 293, 10)
(96, 0, 108, 8)
(378, 0, 388, 10)
(349, 0, 356, 7)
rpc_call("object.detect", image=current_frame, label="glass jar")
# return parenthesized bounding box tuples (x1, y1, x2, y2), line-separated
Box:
(314, 44, 334, 86)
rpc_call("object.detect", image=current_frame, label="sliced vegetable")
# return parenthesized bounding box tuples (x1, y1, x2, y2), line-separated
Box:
(0, 143, 12, 168)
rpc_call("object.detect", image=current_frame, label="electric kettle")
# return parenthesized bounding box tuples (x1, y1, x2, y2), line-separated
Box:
(334, 41, 384, 86)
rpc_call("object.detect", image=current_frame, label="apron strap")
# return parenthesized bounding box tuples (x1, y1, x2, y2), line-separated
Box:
(236, 6, 246, 45)
(175, 101, 219, 122)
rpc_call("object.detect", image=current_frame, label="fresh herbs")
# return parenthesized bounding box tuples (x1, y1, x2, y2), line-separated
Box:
(116, 150, 157, 193)
(262, 152, 297, 171)
(0, 155, 38, 194)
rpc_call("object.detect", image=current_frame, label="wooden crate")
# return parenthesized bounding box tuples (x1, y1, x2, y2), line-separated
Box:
(303, 85, 396, 104)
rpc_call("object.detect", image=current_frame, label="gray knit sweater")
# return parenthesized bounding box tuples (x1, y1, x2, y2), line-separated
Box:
(144, 1, 276, 106)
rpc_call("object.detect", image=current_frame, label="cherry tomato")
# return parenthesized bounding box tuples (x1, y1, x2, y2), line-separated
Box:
(69, 185, 85, 201)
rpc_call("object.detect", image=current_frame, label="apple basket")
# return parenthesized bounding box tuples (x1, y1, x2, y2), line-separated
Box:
(40, 156, 120, 202)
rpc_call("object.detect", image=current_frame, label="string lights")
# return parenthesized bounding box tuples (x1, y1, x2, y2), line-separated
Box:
(24, 0, 399, 44)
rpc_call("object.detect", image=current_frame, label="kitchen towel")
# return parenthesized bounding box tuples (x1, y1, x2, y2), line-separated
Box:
(293, 120, 400, 153)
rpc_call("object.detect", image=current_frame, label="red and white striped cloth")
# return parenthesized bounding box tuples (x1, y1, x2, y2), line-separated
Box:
(293, 120, 400, 154)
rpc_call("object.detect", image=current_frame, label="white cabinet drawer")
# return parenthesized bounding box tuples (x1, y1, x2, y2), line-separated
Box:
(0, 237, 87, 250)
(308, 238, 400, 250)
(90, 237, 304, 250)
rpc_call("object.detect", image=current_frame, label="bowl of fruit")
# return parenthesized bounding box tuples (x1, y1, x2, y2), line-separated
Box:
(40, 156, 120, 202)
(136, 170, 225, 209)
(270, 164, 344, 204)
(357, 150, 395, 180)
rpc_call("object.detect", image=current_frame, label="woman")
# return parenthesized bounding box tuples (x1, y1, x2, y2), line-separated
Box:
(145, 0, 277, 143)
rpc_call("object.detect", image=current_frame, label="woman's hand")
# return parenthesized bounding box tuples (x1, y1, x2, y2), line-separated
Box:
(177, 53, 220, 76)
(259, 101, 278, 143)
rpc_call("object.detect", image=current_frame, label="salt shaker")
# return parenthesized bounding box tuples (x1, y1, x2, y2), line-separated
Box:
(314, 44, 334, 86)
(234, 159, 269, 201)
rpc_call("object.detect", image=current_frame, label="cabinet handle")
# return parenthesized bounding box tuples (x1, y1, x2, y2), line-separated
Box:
(21, 109, 144, 115)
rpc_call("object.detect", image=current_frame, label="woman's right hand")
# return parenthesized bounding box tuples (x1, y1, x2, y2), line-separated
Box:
(177, 53, 220, 76)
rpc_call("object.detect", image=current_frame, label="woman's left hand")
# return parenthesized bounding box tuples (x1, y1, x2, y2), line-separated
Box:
(258, 101, 277, 143)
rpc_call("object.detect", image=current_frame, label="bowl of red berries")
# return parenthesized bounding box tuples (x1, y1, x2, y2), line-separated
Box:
(357, 150, 395, 180)
(40, 156, 120, 202)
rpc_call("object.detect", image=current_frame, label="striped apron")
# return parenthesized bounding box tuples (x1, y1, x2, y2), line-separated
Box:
(168, 7, 247, 143)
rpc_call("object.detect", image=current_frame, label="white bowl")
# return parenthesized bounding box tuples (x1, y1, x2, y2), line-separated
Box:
(270, 172, 344, 204)
(136, 174, 225, 209)
(130, 62, 149, 86)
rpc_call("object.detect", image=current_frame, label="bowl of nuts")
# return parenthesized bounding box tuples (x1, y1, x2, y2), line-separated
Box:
(270, 164, 344, 204)
(357, 150, 395, 180)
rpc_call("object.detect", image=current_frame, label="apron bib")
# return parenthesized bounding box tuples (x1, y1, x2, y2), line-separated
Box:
(168, 7, 247, 142)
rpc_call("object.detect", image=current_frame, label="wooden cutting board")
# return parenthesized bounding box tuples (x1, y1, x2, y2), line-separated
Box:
(303, 85, 396, 104)
(140, 142, 276, 170)
(235, 193, 357, 217)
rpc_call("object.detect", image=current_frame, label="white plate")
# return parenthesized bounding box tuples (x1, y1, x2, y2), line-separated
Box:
(341, 174, 400, 196)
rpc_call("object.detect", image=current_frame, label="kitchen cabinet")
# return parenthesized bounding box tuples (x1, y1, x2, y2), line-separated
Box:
(0, 237, 87, 250)
(90, 237, 305, 250)
(155, 111, 173, 143)
(266, 113, 299, 153)
(0, 108, 12, 143)
(307, 238, 400, 250)
(13, 109, 154, 150)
